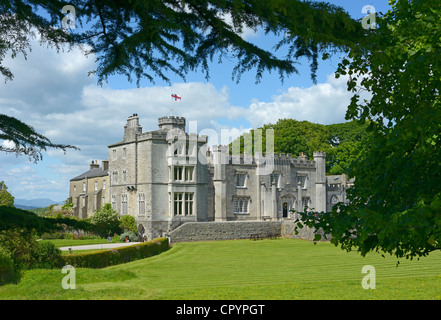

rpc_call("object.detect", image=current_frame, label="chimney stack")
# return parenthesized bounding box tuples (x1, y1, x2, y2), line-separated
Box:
(90, 160, 99, 169)
(101, 160, 109, 171)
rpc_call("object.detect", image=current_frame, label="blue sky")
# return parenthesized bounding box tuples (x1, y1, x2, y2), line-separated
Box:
(0, 0, 391, 203)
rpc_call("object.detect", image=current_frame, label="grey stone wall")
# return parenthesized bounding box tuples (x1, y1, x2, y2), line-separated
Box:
(168, 221, 282, 243)
(281, 219, 331, 241)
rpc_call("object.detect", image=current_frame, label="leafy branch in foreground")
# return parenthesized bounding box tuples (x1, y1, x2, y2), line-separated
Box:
(0, 114, 78, 162)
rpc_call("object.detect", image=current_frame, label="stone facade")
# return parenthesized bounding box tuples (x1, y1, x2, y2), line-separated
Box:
(70, 160, 109, 218)
(69, 114, 353, 241)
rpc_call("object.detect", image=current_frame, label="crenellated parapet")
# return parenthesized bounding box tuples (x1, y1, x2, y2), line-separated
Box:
(158, 116, 186, 131)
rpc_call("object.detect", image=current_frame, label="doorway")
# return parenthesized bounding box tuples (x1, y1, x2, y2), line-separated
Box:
(282, 202, 288, 218)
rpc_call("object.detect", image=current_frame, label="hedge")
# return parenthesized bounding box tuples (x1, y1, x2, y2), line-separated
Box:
(62, 238, 169, 268)
(0, 206, 93, 233)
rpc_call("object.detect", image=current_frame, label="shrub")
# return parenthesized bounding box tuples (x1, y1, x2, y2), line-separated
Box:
(0, 228, 63, 270)
(119, 231, 138, 242)
(0, 228, 39, 270)
(0, 246, 14, 285)
(62, 238, 169, 268)
(34, 241, 63, 269)
(119, 215, 137, 233)
(91, 204, 121, 237)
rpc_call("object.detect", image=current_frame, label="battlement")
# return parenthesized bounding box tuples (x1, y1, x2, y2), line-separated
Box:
(313, 151, 326, 157)
(158, 116, 186, 124)
(211, 147, 317, 167)
(158, 116, 186, 131)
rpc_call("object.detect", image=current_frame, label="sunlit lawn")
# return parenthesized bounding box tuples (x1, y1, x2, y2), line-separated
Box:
(1, 238, 441, 300)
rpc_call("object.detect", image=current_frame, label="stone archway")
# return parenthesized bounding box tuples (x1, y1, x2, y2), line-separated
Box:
(279, 194, 296, 219)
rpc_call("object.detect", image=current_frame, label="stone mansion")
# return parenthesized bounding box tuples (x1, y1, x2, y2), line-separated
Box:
(69, 114, 353, 240)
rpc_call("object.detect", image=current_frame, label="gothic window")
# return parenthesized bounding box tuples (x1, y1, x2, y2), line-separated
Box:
(270, 172, 280, 187)
(112, 149, 117, 161)
(234, 197, 249, 214)
(122, 147, 127, 159)
(302, 197, 311, 211)
(123, 170, 127, 183)
(331, 195, 338, 207)
(121, 194, 128, 215)
(138, 194, 146, 215)
(297, 175, 307, 189)
(112, 171, 118, 184)
(236, 173, 246, 187)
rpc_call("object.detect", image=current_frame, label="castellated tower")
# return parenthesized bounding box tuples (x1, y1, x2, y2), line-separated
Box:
(313, 151, 327, 212)
(158, 116, 186, 132)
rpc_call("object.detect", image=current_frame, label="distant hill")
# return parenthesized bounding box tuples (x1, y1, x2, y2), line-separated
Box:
(14, 198, 61, 210)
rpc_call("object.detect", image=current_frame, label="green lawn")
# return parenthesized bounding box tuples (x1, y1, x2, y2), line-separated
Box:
(1, 238, 441, 300)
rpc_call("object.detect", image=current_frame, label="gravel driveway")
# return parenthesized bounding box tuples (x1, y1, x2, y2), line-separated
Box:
(59, 242, 141, 251)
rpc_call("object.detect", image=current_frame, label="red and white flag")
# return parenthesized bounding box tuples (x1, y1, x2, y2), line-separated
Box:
(171, 93, 181, 101)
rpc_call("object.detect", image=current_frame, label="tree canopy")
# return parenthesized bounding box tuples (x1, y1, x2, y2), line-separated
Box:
(0, 0, 363, 85)
(0, 181, 14, 207)
(230, 118, 369, 175)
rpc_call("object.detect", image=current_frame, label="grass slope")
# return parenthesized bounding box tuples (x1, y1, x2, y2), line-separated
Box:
(1, 238, 440, 300)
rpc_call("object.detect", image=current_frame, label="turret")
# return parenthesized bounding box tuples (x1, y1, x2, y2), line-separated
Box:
(158, 116, 186, 132)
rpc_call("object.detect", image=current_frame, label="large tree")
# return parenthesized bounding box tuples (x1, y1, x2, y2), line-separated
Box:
(0, 181, 14, 207)
(297, 0, 441, 260)
(0, 0, 363, 160)
(229, 118, 369, 174)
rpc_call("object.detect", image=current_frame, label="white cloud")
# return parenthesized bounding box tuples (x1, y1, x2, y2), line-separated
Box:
(245, 73, 351, 128)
